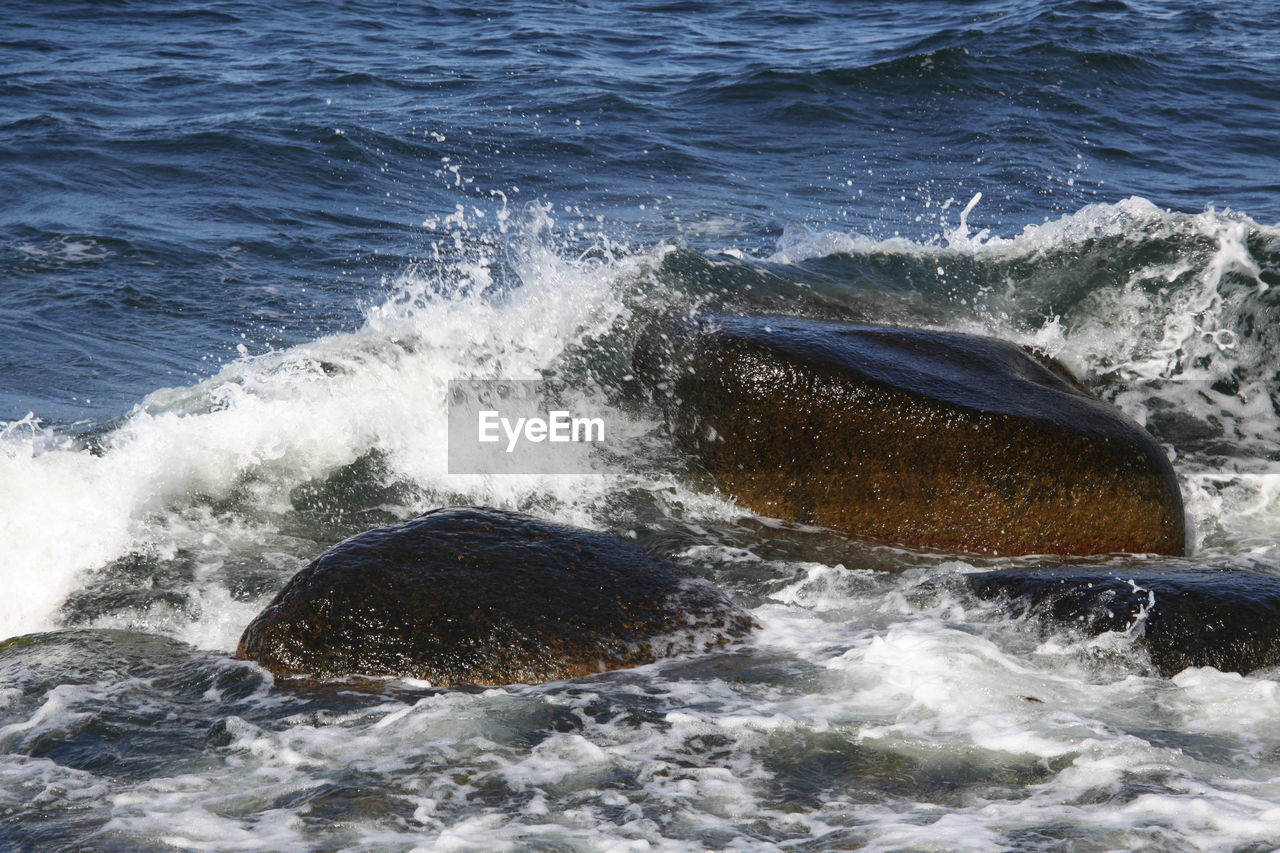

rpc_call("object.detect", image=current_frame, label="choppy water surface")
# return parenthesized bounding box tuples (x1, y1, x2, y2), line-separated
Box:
(3, 1, 1280, 850)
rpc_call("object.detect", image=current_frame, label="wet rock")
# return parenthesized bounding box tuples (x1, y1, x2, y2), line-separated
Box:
(236, 506, 756, 686)
(964, 567, 1280, 676)
(633, 312, 1184, 556)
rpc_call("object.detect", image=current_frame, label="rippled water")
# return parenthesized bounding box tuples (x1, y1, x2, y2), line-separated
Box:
(3, 1, 1280, 850)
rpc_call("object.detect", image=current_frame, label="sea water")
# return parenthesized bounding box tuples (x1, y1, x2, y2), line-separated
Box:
(3, 1, 1280, 849)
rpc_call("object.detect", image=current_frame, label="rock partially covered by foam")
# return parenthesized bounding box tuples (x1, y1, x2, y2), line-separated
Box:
(236, 506, 756, 685)
(964, 567, 1280, 676)
(634, 312, 1184, 556)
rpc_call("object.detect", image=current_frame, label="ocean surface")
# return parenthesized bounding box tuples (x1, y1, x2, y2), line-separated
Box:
(3, 0, 1280, 849)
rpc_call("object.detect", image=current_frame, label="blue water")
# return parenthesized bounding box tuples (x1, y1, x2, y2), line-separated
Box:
(6, 0, 1278, 421)
(3, 1, 1280, 850)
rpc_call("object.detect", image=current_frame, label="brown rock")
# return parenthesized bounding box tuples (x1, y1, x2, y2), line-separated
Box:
(236, 506, 756, 685)
(634, 312, 1185, 556)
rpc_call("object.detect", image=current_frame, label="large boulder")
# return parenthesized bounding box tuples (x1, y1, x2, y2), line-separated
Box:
(963, 567, 1280, 676)
(236, 506, 756, 686)
(634, 312, 1185, 557)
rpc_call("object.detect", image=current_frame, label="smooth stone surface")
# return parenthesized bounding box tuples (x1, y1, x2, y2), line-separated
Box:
(633, 312, 1185, 556)
(964, 567, 1280, 676)
(236, 506, 756, 686)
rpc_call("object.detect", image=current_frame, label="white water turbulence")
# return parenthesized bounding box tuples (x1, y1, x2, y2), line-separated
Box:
(0, 206, 685, 648)
(3, 198, 1280, 851)
(774, 196, 1280, 558)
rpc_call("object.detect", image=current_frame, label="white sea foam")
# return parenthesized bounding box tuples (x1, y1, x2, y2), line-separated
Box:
(0, 207, 665, 646)
(18, 584, 1278, 851)
(14, 235, 113, 264)
(4, 199, 1280, 851)
(4, 565, 1280, 852)
(774, 198, 1280, 556)
(4, 197, 1276, 644)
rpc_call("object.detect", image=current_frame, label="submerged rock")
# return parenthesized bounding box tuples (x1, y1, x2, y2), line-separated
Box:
(236, 506, 756, 686)
(964, 567, 1280, 676)
(633, 312, 1185, 556)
